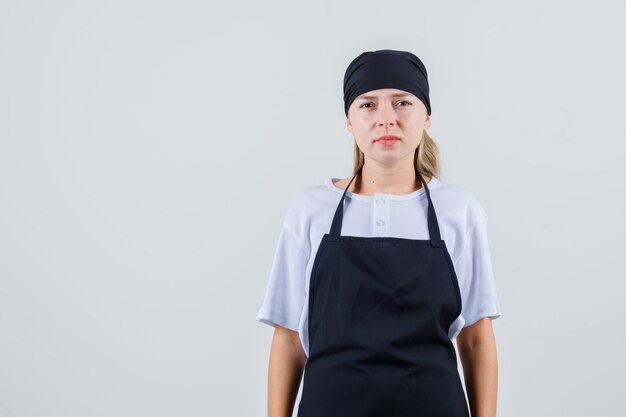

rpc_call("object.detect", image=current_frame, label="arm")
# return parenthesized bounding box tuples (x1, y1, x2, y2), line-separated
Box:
(456, 317, 499, 417)
(267, 325, 307, 417)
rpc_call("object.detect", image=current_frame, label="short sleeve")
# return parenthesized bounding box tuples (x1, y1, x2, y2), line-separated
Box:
(255, 221, 309, 332)
(454, 216, 502, 328)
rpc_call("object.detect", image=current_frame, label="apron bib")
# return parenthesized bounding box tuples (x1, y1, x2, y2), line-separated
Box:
(296, 166, 470, 417)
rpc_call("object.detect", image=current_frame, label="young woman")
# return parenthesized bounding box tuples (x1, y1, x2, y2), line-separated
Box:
(256, 49, 502, 417)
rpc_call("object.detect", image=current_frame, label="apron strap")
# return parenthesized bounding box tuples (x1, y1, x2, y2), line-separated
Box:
(329, 165, 443, 248)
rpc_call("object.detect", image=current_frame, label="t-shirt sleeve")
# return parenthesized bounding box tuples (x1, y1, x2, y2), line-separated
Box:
(454, 214, 502, 328)
(255, 221, 309, 332)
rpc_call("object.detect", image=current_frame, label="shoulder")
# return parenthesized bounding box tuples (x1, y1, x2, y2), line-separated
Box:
(283, 182, 335, 223)
(431, 179, 493, 269)
(430, 178, 488, 229)
(278, 180, 337, 251)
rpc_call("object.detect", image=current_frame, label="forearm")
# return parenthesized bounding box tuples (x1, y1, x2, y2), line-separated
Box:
(458, 337, 499, 417)
(268, 329, 307, 417)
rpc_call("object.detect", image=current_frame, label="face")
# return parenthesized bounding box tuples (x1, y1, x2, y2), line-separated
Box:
(346, 88, 431, 165)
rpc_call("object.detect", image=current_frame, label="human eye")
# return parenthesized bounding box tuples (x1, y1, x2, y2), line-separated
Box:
(398, 100, 413, 106)
(359, 102, 374, 109)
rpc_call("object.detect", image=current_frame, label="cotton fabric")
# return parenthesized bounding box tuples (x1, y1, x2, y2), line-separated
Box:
(343, 49, 432, 116)
(256, 175, 502, 357)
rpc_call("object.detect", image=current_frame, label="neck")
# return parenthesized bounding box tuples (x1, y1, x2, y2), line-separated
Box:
(354, 158, 426, 195)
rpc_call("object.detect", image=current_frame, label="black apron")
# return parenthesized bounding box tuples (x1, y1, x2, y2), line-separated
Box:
(296, 166, 470, 417)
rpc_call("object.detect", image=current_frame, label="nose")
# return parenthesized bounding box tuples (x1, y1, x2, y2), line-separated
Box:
(377, 102, 396, 127)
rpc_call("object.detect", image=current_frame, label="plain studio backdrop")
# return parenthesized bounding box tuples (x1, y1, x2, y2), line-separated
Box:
(1, 0, 624, 416)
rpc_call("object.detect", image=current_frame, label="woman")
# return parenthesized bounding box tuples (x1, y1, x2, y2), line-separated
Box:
(256, 49, 502, 417)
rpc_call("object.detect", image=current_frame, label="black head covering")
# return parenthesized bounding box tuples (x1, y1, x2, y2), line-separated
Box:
(343, 49, 431, 117)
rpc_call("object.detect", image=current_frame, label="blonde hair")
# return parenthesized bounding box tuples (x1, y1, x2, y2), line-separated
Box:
(351, 129, 441, 179)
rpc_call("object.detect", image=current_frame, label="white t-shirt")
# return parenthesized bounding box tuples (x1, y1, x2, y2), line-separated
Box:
(256, 175, 502, 357)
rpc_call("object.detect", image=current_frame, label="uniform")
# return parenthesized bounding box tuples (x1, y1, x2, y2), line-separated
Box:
(256, 169, 502, 415)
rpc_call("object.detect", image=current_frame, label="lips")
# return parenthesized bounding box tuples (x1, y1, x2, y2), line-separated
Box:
(374, 135, 400, 146)
(375, 135, 400, 142)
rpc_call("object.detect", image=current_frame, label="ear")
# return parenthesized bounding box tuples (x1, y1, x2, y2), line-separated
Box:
(424, 114, 431, 130)
(346, 117, 353, 134)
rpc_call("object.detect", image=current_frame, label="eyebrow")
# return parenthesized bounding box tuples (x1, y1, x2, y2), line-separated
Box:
(356, 93, 414, 100)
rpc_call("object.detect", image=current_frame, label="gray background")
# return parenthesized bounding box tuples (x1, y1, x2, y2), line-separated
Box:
(1, 0, 624, 416)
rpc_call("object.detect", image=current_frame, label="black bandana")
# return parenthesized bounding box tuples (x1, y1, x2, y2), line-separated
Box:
(343, 49, 431, 117)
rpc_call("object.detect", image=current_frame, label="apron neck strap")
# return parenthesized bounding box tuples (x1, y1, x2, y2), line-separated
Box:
(329, 165, 443, 247)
